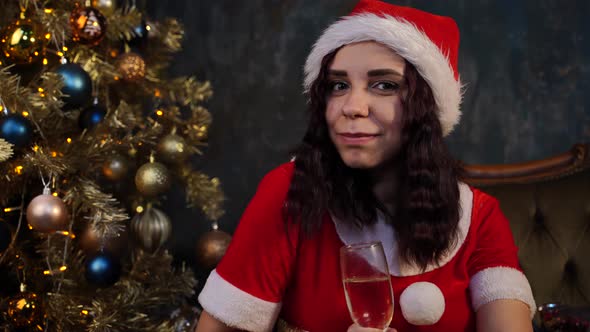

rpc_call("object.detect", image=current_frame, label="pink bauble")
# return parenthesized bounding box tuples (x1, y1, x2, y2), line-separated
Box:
(26, 193, 68, 233)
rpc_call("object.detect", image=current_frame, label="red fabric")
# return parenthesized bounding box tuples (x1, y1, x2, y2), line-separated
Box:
(216, 163, 300, 303)
(215, 163, 522, 331)
(350, 0, 460, 80)
(467, 191, 521, 277)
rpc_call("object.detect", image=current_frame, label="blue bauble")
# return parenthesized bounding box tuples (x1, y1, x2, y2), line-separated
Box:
(79, 103, 106, 129)
(0, 114, 33, 148)
(55, 63, 93, 110)
(85, 252, 121, 287)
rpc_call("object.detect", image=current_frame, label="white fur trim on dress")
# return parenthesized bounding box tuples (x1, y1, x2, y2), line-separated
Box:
(331, 182, 472, 276)
(470, 266, 536, 319)
(198, 269, 281, 332)
(400, 282, 446, 325)
(304, 13, 463, 136)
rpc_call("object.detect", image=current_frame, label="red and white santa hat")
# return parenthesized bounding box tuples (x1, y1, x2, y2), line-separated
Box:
(304, 0, 463, 136)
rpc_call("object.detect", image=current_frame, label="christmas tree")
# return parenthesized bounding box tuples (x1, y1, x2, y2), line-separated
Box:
(0, 0, 229, 331)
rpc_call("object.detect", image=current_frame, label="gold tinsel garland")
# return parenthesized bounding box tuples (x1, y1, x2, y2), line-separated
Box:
(35, 8, 71, 48)
(29, 72, 66, 116)
(0, 67, 22, 100)
(104, 7, 142, 42)
(158, 18, 185, 53)
(0, 139, 13, 161)
(183, 171, 225, 221)
(184, 105, 212, 147)
(63, 179, 128, 239)
(21, 146, 69, 177)
(103, 100, 139, 129)
(68, 46, 119, 82)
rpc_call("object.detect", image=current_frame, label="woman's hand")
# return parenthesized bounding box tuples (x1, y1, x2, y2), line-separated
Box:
(347, 324, 397, 332)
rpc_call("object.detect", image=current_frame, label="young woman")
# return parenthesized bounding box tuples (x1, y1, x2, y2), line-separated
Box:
(196, 1, 536, 331)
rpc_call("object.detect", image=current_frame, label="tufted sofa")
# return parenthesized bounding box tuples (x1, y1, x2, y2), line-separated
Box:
(463, 143, 590, 313)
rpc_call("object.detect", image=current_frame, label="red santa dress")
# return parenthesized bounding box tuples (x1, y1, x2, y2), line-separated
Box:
(198, 162, 536, 331)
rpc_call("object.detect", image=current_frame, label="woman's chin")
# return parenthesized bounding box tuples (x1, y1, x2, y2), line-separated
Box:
(341, 157, 377, 169)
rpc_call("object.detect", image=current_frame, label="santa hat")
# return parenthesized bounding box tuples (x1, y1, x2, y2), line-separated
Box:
(304, 0, 463, 136)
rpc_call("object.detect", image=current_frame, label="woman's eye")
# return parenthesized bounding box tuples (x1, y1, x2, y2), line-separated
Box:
(372, 81, 399, 91)
(329, 81, 349, 92)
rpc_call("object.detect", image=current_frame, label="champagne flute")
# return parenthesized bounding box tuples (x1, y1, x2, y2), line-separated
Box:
(340, 241, 394, 331)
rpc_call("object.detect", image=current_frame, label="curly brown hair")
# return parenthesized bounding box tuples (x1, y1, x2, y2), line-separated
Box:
(283, 49, 463, 270)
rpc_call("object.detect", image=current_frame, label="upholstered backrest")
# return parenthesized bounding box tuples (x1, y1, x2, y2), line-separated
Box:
(463, 144, 590, 307)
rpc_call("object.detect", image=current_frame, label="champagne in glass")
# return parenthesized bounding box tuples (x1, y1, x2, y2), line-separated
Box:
(340, 242, 394, 330)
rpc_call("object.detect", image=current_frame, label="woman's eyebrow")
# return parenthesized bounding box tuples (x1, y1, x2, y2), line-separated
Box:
(328, 70, 347, 77)
(368, 69, 403, 77)
(327, 69, 404, 78)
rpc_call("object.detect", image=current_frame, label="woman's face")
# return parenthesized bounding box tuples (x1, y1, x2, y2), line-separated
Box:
(325, 41, 406, 170)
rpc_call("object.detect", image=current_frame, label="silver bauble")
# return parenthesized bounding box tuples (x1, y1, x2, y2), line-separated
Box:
(130, 207, 172, 252)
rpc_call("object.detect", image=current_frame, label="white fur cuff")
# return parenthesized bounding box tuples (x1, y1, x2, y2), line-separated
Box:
(470, 266, 536, 318)
(198, 269, 282, 332)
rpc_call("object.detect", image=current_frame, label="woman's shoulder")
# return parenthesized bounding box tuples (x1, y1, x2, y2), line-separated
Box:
(235, 162, 297, 233)
(467, 186, 502, 217)
(258, 161, 295, 191)
(463, 185, 514, 244)
(247, 161, 296, 207)
(265, 161, 295, 180)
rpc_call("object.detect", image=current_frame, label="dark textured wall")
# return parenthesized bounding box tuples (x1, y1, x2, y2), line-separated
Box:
(146, 1, 590, 268)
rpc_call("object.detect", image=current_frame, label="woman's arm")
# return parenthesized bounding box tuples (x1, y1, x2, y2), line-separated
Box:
(195, 311, 239, 332)
(196, 164, 298, 332)
(476, 299, 533, 332)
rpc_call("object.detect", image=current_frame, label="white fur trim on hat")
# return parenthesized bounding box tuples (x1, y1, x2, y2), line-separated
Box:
(304, 13, 463, 136)
(470, 266, 537, 319)
(198, 269, 281, 332)
(399, 282, 446, 325)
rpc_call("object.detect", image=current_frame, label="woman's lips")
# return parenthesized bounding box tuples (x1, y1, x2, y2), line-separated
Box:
(337, 132, 379, 144)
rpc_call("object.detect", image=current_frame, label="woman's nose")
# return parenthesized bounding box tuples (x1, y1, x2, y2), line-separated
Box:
(341, 88, 369, 118)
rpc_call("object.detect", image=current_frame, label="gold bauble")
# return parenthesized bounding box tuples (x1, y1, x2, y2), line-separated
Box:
(1, 18, 48, 64)
(78, 224, 128, 254)
(195, 230, 232, 270)
(70, 6, 107, 46)
(117, 52, 146, 82)
(130, 207, 172, 252)
(157, 133, 188, 163)
(26, 192, 69, 233)
(91, 0, 117, 16)
(135, 162, 171, 196)
(102, 154, 130, 181)
(7, 291, 44, 328)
